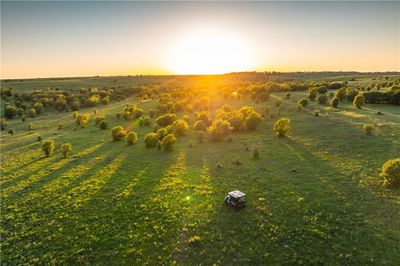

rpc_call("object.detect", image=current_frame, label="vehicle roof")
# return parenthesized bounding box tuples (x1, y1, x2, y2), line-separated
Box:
(228, 190, 246, 198)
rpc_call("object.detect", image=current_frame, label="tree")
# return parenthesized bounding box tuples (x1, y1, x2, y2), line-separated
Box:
(127, 132, 138, 144)
(160, 134, 177, 151)
(274, 118, 290, 137)
(42, 140, 55, 157)
(353, 95, 364, 109)
(144, 132, 159, 147)
(331, 97, 340, 108)
(381, 157, 400, 188)
(60, 143, 72, 158)
(111, 126, 126, 141)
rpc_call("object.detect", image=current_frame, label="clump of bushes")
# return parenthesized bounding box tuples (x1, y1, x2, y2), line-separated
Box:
(60, 143, 72, 158)
(298, 98, 308, 107)
(160, 134, 177, 151)
(363, 124, 374, 135)
(42, 140, 55, 157)
(156, 113, 176, 127)
(353, 95, 364, 109)
(99, 120, 108, 130)
(331, 97, 340, 108)
(111, 126, 126, 141)
(208, 119, 233, 142)
(144, 132, 159, 148)
(274, 118, 290, 137)
(317, 94, 328, 104)
(127, 132, 138, 145)
(172, 119, 189, 136)
(381, 158, 400, 188)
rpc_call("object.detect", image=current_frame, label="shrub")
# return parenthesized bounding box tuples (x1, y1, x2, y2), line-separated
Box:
(253, 148, 259, 159)
(187, 236, 201, 245)
(0, 118, 6, 130)
(298, 98, 308, 107)
(172, 119, 189, 136)
(33, 102, 44, 114)
(60, 143, 72, 159)
(363, 124, 374, 135)
(353, 95, 364, 109)
(274, 118, 290, 137)
(127, 132, 138, 145)
(285, 92, 291, 99)
(71, 101, 81, 111)
(182, 115, 190, 123)
(308, 88, 317, 100)
(336, 88, 346, 101)
(144, 132, 159, 148)
(160, 134, 177, 151)
(28, 123, 33, 130)
(381, 158, 400, 188)
(157, 127, 171, 140)
(346, 88, 359, 102)
(95, 115, 105, 125)
(42, 140, 55, 157)
(76, 113, 90, 125)
(331, 97, 340, 108)
(58, 123, 64, 130)
(193, 120, 207, 132)
(4, 105, 18, 119)
(137, 117, 144, 127)
(317, 86, 327, 94)
(156, 113, 176, 127)
(21, 116, 26, 122)
(8, 128, 15, 135)
(123, 111, 131, 120)
(79, 119, 88, 128)
(143, 117, 151, 126)
(244, 111, 263, 131)
(196, 111, 212, 126)
(27, 108, 37, 118)
(111, 126, 126, 141)
(296, 104, 303, 112)
(317, 94, 328, 104)
(132, 108, 144, 119)
(115, 112, 122, 120)
(208, 119, 233, 142)
(72, 111, 79, 119)
(99, 120, 108, 130)
(37, 136, 42, 142)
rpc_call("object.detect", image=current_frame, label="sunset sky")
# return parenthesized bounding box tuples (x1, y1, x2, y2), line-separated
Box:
(1, 1, 399, 79)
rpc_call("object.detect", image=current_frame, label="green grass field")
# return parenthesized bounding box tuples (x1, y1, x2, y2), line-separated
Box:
(1, 77, 400, 265)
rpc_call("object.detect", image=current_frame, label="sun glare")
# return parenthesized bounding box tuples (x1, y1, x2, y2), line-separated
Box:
(166, 30, 253, 75)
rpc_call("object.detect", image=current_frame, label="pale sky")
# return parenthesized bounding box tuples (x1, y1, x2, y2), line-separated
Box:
(1, 1, 399, 79)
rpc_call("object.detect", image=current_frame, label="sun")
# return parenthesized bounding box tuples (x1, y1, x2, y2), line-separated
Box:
(166, 29, 253, 75)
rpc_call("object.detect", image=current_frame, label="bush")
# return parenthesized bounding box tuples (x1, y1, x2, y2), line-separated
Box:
(143, 117, 151, 126)
(298, 98, 308, 107)
(27, 108, 37, 118)
(111, 126, 127, 141)
(331, 97, 340, 108)
(317, 86, 327, 94)
(353, 95, 364, 109)
(346, 88, 359, 102)
(4, 105, 18, 119)
(363, 124, 374, 135)
(21, 116, 26, 122)
(160, 134, 177, 151)
(60, 143, 72, 158)
(336, 88, 346, 101)
(8, 128, 15, 135)
(172, 119, 189, 136)
(274, 118, 290, 137)
(296, 104, 303, 112)
(317, 94, 328, 104)
(28, 123, 33, 130)
(127, 132, 138, 145)
(58, 123, 64, 130)
(182, 115, 190, 123)
(156, 113, 176, 127)
(33, 102, 44, 114)
(196, 111, 212, 126)
(72, 111, 79, 119)
(95, 115, 105, 125)
(144, 132, 159, 148)
(0, 118, 6, 130)
(193, 120, 207, 132)
(244, 111, 263, 131)
(308, 88, 317, 100)
(99, 120, 108, 130)
(208, 119, 233, 142)
(285, 92, 291, 99)
(115, 112, 122, 120)
(37, 136, 42, 142)
(381, 158, 400, 188)
(253, 148, 259, 159)
(137, 117, 144, 127)
(42, 140, 55, 157)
